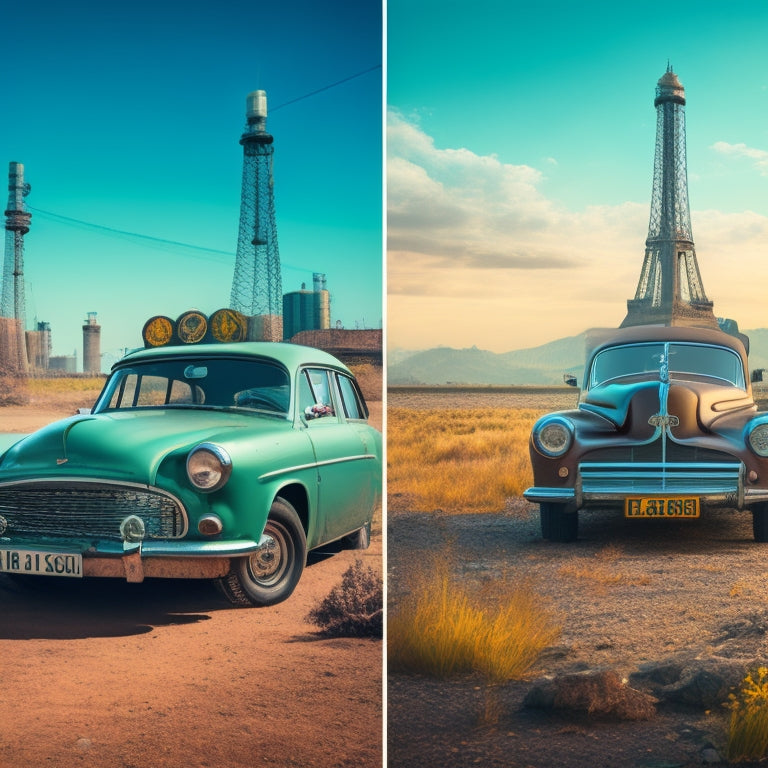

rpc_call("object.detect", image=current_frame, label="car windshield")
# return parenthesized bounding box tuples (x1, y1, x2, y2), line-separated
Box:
(590, 342, 745, 389)
(94, 357, 291, 415)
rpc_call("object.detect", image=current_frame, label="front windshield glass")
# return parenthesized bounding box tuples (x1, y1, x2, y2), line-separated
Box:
(94, 357, 291, 415)
(590, 342, 745, 389)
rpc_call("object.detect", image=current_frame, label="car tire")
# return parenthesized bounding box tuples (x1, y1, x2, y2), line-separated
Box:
(752, 504, 768, 542)
(540, 502, 578, 543)
(343, 521, 371, 550)
(216, 497, 307, 607)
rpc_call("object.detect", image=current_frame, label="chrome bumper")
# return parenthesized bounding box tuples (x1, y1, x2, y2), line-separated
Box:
(525, 460, 768, 509)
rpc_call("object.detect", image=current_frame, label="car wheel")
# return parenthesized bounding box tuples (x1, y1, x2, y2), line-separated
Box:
(540, 502, 578, 543)
(216, 497, 307, 607)
(343, 521, 371, 550)
(753, 504, 768, 542)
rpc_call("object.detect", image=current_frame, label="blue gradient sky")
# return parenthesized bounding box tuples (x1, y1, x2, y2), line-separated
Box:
(388, 0, 768, 353)
(0, 0, 382, 368)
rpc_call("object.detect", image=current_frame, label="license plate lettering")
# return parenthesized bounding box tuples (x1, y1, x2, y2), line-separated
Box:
(0, 549, 82, 577)
(625, 497, 699, 518)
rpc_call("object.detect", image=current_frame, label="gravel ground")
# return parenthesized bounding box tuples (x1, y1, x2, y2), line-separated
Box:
(387, 502, 768, 768)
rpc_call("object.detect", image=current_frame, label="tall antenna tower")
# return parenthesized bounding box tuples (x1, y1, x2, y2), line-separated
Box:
(1, 161, 32, 370)
(621, 66, 718, 329)
(230, 90, 283, 341)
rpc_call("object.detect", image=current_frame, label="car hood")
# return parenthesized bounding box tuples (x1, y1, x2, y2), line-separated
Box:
(0, 409, 287, 485)
(580, 378, 755, 434)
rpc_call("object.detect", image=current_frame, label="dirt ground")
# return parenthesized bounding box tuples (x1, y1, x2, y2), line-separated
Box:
(0, 392, 382, 768)
(388, 502, 768, 768)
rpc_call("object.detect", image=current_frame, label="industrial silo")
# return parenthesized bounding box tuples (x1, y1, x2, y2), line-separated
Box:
(313, 273, 330, 330)
(82, 312, 101, 374)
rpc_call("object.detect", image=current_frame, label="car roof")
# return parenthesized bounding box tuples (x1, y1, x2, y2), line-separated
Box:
(115, 341, 352, 374)
(588, 324, 749, 359)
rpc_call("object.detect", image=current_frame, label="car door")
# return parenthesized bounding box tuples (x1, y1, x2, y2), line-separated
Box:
(299, 367, 377, 542)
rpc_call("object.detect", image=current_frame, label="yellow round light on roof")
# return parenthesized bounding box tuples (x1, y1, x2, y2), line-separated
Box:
(177, 311, 208, 344)
(142, 316, 174, 347)
(210, 308, 247, 343)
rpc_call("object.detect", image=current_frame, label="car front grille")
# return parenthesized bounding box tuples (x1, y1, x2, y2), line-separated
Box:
(581, 444, 738, 464)
(579, 440, 743, 496)
(579, 461, 742, 495)
(0, 481, 187, 540)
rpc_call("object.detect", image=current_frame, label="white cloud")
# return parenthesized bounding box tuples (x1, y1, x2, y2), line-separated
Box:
(387, 112, 768, 352)
(710, 141, 768, 176)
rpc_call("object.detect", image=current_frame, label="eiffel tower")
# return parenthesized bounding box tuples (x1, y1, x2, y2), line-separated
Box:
(621, 66, 718, 330)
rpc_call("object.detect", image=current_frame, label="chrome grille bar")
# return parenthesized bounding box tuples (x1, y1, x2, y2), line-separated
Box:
(579, 461, 741, 495)
(0, 481, 187, 540)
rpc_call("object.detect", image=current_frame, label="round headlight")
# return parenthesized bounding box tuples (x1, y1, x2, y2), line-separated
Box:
(533, 417, 574, 458)
(749, 424, 768, 457)
(187, 443, 232, 491)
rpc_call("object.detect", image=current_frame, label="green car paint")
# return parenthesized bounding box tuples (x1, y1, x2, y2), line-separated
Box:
(0, 342, 381, 607)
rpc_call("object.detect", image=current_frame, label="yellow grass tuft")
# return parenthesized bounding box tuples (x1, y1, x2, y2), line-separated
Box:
(26, 377, 106, 395)
(388, 556, 561, 684)
(388, 407, 544, 513)
(558, 546, 652, 589)
(727, 667, 768, 762)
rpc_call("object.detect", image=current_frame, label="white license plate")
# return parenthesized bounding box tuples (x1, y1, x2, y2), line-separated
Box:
(0, 549, 83, 578)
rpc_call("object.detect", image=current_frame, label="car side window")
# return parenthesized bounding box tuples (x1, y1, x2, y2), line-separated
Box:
(337, 374, 368, 420)
(108, 373, 138, 408)
(300, 368, 335, 419)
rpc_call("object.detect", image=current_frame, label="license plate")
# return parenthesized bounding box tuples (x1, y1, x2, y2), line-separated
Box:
(0, 549, 83, 578)
(625, 497, 700, 518)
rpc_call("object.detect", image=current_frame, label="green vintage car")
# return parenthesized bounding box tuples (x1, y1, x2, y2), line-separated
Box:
(0, 340, 381, 606)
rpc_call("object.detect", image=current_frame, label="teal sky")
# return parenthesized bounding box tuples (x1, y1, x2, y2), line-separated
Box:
(387, 0, 768, 353)
(0, 0, 382, 369)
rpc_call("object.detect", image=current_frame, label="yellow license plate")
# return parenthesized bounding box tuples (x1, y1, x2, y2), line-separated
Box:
(624, 497, 700, 518)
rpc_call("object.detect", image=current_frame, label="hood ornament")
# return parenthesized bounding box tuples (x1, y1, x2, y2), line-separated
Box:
(648, 413, 679, 428)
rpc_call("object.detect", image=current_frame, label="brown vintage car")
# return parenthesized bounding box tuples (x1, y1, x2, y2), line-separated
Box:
(524, 325, 768, 542)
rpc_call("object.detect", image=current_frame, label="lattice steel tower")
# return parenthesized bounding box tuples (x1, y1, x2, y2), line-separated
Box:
(230, 90, 283, 341)
(621, 66, 718, 329)
(1, 162, 32, 371)
(1, 162, 31, 322)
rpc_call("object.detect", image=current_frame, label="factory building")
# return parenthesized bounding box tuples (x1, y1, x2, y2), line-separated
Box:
(282, 273, 331, 341)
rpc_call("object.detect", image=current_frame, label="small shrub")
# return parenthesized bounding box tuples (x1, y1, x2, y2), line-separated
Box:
(0, 374, 29, 406)
(727, 667, 768, 762)
(388, 558, 560, 683)
(306, 560, 382, 638)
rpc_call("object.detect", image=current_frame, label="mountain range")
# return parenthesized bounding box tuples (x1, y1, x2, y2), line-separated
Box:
(389, 328, 768, 386)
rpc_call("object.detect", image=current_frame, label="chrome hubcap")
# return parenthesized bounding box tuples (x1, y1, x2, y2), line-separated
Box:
(248, 526, 289, 586)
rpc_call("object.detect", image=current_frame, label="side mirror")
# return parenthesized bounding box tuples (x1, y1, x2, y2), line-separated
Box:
(563, 374, 578, 388)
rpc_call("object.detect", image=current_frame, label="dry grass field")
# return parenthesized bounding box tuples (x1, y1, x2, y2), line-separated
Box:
(387, 406, 545, 513)
(388, 387, 768, 767)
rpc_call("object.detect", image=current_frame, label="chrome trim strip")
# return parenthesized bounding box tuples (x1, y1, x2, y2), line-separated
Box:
(578, 460, 742, 503)
(138, 534, 269, 557)
(523, 487, 577, 503)
(1, 535, 270, 559)
(258, 453, 377, 481)
(744, 488, 768, 504)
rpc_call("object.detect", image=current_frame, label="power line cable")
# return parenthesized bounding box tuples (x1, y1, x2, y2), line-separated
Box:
(27, 207, 308, 272)
(271, 65, 381, 111)
(23, 67, 381, 272)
